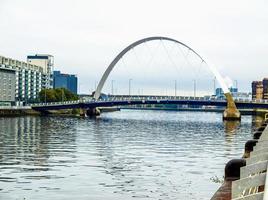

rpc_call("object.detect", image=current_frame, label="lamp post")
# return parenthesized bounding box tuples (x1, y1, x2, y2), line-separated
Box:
(174, 80, 177, 97)
(193, 79, 196, 98)
(111, 80, 114, 95)
(213, 76, 216, 95)
(129, 79, 132, 96)
(45, 89, 47, 103)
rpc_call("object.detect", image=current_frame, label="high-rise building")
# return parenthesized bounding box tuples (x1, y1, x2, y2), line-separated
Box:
(0, 55, 51, 103)
(252, 81, 263, 100)
(27, 54, 54, 88)
(0, 67, 16, 106)
(53, 71, 78, 94)
(262, 78, 268, 99)
(215, 87, 238, 99)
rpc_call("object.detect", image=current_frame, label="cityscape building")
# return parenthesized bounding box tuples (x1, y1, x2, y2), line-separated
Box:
(0, 55, 52, 103)
(262, 78, 268, 99)
(0, 67, 16, 106)
(251, 79, 268, 100)
(53, 70, 78, 94)
(27, 54, 54, 88)
(215, 87, 238, 99)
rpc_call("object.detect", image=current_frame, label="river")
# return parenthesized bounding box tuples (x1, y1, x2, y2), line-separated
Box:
(0, 110, 263, 200)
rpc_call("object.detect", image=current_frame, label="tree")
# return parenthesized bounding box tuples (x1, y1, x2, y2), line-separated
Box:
(39, 88, 78, 102)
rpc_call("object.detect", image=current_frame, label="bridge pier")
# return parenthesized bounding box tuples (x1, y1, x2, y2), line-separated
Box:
(223, 93, 241, 121)
(79, 108, 87, 117)
(86, 108, 101, 117)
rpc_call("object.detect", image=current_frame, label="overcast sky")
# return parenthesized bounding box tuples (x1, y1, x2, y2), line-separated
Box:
(1, 0, 268, 95)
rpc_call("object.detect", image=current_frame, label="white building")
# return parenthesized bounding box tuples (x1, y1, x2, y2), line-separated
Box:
(0, 55, 53, 103)
(27, 54, 54, 88)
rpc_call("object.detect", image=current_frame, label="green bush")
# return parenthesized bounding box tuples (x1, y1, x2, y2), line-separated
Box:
(39, 88, 79, 102)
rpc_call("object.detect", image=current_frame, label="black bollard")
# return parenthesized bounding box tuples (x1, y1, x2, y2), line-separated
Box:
(261, 122, 268, 126)
(253, 131, 263, 139)
(211, 159, 246, 200)
(225, 159, 246, 181)
(243, 139, 258, 158)
(257, 126, 266, 132)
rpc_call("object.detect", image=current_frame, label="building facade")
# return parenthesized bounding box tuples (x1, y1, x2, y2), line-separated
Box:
(53, 71, 78, 94)
(27, 54, 54, 88)
(0, 67, 16, 106)
(0, 55, 50, 103)
(262, 78, 268, 99)
(215, 87, 238, 99)
(252, 81, 263, 100)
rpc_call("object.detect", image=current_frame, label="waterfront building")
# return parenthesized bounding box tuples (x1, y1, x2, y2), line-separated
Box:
(215, 87, 238, 99)
(0, 55, 51, 103)
(262, 78, 268, 99)
(27, 54, 54, 88)
(252, 81, 263, 100)
(0, 67, 16, 106)
(53, 71, 78, 94)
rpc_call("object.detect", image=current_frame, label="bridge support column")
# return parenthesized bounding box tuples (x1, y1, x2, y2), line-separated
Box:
(80, 108, 87, 117)
(86, 107, 101, 117)
(223, 93, 241, 121)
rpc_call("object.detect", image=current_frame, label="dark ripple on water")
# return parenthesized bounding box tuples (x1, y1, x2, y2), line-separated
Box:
(0, 111, 263, 200)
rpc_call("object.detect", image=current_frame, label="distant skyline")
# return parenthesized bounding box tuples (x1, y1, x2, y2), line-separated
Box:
(1, 0, 268, 95)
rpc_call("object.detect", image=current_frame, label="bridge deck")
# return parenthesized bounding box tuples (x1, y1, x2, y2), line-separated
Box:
(30, 96, 268, 111)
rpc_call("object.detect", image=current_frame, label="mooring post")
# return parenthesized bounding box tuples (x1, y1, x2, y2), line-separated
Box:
(210, 159, 246, 200)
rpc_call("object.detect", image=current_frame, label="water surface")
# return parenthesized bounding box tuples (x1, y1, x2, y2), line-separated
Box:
(0, 110, 262, 200)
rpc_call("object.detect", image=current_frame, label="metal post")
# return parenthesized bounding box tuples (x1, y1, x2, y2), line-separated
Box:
(111, 80, 114, 95)
(129, 79, 132, 96)
(213, 76, 216, 95)
(45, 89, 47, 103)
(194, 79, 196, 98)
(175, 80, 177, 97)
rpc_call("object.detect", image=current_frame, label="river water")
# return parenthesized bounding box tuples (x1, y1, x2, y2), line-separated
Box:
(0, 110, 263, 200)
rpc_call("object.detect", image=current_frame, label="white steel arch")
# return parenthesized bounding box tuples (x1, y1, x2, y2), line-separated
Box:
(94, 36, 228, 99)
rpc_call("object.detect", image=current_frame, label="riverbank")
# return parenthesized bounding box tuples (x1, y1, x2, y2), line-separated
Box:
(121, 107, 268, 116)
(0, 106, 120, 117)
(1, 105, 268, 117)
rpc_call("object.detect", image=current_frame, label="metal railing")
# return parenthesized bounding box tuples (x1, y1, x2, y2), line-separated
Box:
(29, 95, 268, 107)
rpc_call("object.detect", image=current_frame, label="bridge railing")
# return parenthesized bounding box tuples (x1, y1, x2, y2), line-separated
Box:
(29, 95, 268, 108)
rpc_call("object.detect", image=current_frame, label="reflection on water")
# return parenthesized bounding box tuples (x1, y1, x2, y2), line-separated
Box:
(224, 120, 241, 134)
(0, 111, 264, 200)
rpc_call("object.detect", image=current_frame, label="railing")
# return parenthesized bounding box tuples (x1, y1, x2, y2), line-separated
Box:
(30, 95, 268, 107)
(232, 126, 268, 200)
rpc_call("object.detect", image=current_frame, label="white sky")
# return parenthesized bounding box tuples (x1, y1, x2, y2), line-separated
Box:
(1, 0, 268, 95)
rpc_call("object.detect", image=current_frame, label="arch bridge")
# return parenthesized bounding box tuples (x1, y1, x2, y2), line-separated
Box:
(34, 36, 241, 120)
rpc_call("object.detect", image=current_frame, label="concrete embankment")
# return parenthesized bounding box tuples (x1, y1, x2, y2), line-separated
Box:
(210, 121, 268, 200)
(0, 106, 120, 117)
(0, 107, 40, 116)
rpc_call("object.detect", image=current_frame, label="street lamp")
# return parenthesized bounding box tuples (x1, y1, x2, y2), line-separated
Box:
(111, 80, 114, 95)
(174, 80, 177, 97)
(129, 79, 132, 96)
(193, 79, 196, 98)
(213, 76, 216, 95)
(45, 89, 47, 103)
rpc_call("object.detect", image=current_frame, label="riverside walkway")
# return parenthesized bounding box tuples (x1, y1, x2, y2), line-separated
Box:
(231, 122, 268, 200)
(211, 120, 268, 200)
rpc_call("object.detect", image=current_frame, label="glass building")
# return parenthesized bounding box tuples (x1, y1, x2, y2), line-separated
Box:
(53, 71, 78, 94)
